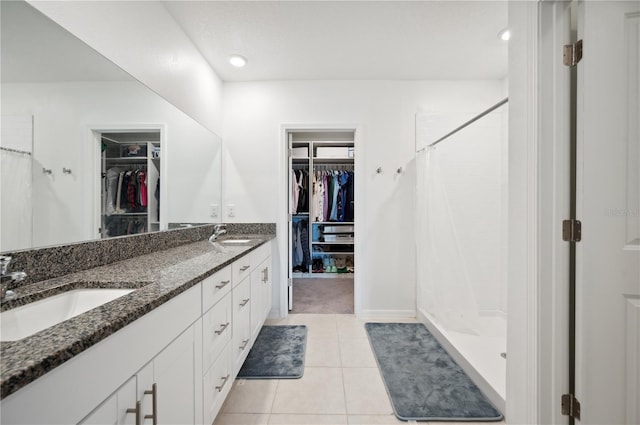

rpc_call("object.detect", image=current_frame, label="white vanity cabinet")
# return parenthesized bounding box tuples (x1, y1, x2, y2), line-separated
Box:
(232, 276, 252, 374)
(1, 240, 273, 425)
(251, 257, 272, 340)
(79, 377, 136, 425)
(80, 324, 198, 425)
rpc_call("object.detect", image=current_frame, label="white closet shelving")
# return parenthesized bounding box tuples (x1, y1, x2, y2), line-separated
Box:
(101, 132, 160, 238)
(289, 132, 355, 279)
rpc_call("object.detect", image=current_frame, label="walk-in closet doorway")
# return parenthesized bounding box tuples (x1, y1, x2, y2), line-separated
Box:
(88, 125, 168, 240)
(285, 128, 358, 314)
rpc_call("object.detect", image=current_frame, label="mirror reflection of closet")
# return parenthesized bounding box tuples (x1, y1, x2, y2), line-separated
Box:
(100, 132, 161, 239)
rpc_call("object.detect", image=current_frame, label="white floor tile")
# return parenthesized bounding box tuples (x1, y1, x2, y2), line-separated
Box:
(222, 379, 279, 414)
(342, 368, 393, 415)
(347, 414, 406, 424)
(271, 367, 346, 414)
(306, 337, 342, 367)
(339, 338, 377, 368)
(269, 414, 348, 425)
(288, 314, 339, 340)
(214, 413, 270, 425)
(336, 316, 368, 340)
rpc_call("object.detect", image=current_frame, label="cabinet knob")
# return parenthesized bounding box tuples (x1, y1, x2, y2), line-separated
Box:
(215, 374, 230, 392)
(239, 339, 250, 350)
(214, 322, 230, 335)
(215, 280, 230, 289)
(126, 401, 142, 425)
(143, 383, 158, 425)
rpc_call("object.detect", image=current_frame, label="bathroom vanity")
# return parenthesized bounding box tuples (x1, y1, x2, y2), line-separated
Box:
(0, 226, 274, 425)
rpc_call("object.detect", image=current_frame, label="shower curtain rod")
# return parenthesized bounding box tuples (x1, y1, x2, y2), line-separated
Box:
(423, 97, 508, 150)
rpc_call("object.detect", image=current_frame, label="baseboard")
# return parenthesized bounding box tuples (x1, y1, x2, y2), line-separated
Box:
(358, 309, 417, 319)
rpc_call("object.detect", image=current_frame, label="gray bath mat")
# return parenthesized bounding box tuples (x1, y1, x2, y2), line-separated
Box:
(365, 322, 503, 422)
(237, 325, 307, 379)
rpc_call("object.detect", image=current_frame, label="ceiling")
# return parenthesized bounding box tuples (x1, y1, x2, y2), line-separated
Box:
(164, 1, 509, 82)
(0, 0, 132, 83)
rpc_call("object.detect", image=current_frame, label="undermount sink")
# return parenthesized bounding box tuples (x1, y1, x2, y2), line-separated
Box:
(0, 288, 134, 342)
(220, 239, 252, 244)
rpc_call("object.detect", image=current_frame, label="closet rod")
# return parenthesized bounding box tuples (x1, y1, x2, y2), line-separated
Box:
(1, 146, 32, 156)
(425, 97, 508, 149)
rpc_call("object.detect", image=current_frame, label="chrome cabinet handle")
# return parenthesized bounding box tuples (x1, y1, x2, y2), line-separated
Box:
(262, 267, 269, 283)
(240, 265, 250, 271)
(143, 383, 158, 425)
(214, 322, 230, 335)
(239, 339, 249, 350)
(215, 280, 230, 289)
(239, 298, 250, 307)
(215, 374, 230, 392)
(126, 401, 142, 425)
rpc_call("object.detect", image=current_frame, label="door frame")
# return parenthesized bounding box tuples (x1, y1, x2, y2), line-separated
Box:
(507, 1, 574, 423)
(277, 123, 363, 319)
(86, 123, 168, 239)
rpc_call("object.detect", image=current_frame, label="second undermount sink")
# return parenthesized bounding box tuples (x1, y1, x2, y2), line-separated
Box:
(0, 288, 134, 342)
(219, 239, 252, 244)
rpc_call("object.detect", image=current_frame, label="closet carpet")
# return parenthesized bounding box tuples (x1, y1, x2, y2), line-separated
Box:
(291, 278, 354, 314)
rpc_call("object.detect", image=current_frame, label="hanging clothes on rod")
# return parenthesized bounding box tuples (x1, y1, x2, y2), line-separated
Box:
(312, 166, 354, 222)
(291, 167, 310, 214)
(105, 166, 148, 215)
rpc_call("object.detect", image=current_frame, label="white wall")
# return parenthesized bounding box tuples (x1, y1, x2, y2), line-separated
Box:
(222, 80, 505, 317)
(27, 0, 224, 136)
(2, 81, 221, 249)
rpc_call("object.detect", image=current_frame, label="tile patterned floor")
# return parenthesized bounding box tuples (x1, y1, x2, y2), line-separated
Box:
(214, 314, 505, 425)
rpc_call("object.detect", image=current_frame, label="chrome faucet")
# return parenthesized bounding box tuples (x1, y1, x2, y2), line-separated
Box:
(208, 224, 227, 243)
(1, 256, 27, 302)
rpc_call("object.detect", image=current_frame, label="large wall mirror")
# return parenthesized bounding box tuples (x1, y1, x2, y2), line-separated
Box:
(1, 0, 222, 252)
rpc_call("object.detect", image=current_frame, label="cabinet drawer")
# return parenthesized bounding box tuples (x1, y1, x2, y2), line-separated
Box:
(203, 342, 232, 425)
(232, 255, 253, 286)
(232, 278, 252, 374)
(202, 266, 232, 312)
(203, 294, 232, 374)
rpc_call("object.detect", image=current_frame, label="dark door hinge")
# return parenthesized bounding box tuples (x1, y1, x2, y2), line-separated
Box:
(563, 40, 583, 67)
(563, 219, 582, 242)
(562, 393, 581, 419)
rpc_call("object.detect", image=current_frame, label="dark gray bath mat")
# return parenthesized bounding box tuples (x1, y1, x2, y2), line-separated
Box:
(365, 322, 503, 422)
(237, 325, 307, 379)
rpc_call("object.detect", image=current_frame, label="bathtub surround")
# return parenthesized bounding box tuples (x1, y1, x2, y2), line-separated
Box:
(0, 224, 275, 399)
(365, 322, 503, 422)
(237, 325, 307, 379)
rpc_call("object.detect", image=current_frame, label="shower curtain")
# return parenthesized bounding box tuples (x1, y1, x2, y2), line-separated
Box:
(1, 116, 34, 251)
(416, 146, 480, 334)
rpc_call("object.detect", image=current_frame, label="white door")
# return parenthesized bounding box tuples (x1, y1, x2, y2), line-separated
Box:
(576, 1, 640, 424)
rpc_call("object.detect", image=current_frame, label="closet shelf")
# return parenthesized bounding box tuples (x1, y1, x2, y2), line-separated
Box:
(110, 212, 147, 216)
(312, 241, 354, 245)
(312, 221, 354, 225)
(105, 157, 149, 163)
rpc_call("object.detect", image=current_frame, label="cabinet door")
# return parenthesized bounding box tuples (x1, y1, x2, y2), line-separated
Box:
(261, 259, 272, 321)
(79, 377, 136, 425)
(250, 266, 263, 340)
(202, 342, 233, 425)
(203, 293, 232, 373)
(151, 325, 196, 425)
(232, 277, 252, 374)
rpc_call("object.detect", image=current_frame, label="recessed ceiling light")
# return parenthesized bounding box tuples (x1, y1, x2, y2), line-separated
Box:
(229, 55, 248, 67)
(498, 28, 511, 42)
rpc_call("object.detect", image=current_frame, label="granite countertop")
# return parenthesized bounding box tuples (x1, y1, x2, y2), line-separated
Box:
(0, 234, 274, 399)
